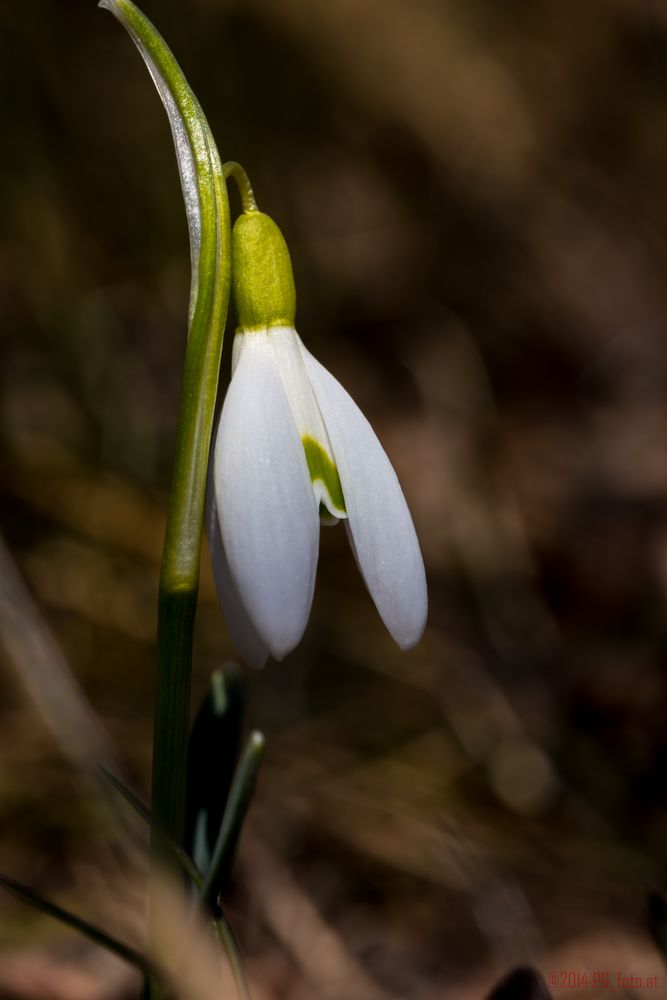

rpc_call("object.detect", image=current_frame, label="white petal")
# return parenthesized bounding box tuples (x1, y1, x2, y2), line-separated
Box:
(302, 349, 427, 649)
(206, 474, 269, 669)
(267, 327, 330, 444)
(268, 327, 347, 520)
(230, 329, 245, 376)
(214, 334, 319, 660)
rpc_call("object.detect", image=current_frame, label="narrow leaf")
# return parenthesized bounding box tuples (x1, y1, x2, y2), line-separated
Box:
(0, 875, 151, 974)
(100, 766, 204, 891)
(201, 731, 265, 910)
(215, 913, 251, 1000)
(99, 0, 214, 319)
(186, 663, 244, 875)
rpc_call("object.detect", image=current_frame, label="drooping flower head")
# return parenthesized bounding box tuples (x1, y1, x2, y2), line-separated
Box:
(208, 201, 427, 668)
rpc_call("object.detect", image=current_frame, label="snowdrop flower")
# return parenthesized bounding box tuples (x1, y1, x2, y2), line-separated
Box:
(208, 209, 427, 667)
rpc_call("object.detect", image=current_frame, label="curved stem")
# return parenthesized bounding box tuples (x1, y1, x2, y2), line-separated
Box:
(223, 161, 259, 214)
(101, 8, 234, 1000)
(102, 0, 232, 853)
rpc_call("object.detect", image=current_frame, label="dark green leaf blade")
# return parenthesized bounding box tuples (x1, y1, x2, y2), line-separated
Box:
(186, 663, 244, 875)
(200, 730, 264, 911)
(99, 766, 204, 891)
(0, 874, 151, 974)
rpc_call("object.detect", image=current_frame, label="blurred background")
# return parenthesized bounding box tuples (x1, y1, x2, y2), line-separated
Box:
(1, 0, 667, 997)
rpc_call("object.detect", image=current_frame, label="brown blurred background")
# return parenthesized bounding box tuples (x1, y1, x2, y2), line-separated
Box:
(1, 0, 667, 997)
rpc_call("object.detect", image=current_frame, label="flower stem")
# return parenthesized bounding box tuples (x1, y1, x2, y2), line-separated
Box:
(102, 0, 231, 851)
(154, 147, 230, 845)
(100, 13, 232, 1000)
(223, 161, 259, 214)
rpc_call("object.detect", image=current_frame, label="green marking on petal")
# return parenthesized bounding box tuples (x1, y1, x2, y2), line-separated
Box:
(302, 435, 346, 517)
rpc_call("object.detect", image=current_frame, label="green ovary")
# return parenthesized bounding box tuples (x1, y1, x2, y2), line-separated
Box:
(302, 435, 346, 516)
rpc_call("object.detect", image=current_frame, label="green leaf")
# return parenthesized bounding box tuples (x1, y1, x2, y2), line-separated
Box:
(215, 912, 251, 1000)
(0, 875, 151, 974)
(99, 767, 250, 1000)
(99, 0, 217, 323)
(186, 663, 245, 875)
(100, 766, 204, 891)
(200, 731, 265, 911)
